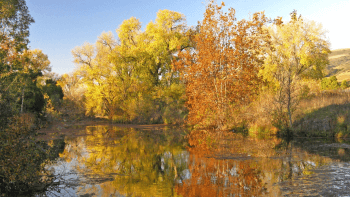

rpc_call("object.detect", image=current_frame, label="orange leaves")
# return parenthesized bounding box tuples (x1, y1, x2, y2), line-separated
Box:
(175, 1, 270, 129)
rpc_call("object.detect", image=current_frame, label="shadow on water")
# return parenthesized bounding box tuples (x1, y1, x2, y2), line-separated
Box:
(29, 125, 350, 196)
(0, 136, 65, 197)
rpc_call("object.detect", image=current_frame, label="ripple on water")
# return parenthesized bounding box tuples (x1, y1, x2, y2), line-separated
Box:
(279, 162, 350, 196)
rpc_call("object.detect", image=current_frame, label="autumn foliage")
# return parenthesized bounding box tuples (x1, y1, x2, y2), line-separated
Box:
(69, 10, 189, 123)
(176, 1, 271, 129)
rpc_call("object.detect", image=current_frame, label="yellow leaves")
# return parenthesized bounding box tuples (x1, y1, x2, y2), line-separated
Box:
(261, 12, 331, 128)
(155, 9, 186, 31)
(19, 49, 51, 74)
(263, 14, 330, 83)
(72, 42, 95, 68)
(116, 17, 141, 46)
(97, 31, 117, 50)
(69, 8, 190, 122)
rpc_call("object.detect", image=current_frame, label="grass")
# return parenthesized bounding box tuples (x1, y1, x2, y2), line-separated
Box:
(327, 48, 350, 81)
(293, 91, 350, 137)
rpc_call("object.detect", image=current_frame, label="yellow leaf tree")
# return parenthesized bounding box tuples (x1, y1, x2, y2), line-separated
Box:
(72, 10, 190, 122)
(260, 11, 330, 129)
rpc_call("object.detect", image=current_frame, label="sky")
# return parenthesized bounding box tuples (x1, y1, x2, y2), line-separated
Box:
(26, 0, 350, 75)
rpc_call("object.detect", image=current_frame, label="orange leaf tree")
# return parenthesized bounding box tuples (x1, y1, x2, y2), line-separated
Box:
(176, 1, 270, 129)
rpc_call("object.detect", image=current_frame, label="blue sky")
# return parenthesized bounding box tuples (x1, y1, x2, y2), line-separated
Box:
(26, 0, 350, 75)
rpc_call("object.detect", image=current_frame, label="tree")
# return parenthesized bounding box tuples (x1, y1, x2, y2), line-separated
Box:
(260, 11, 330, 129)
(57, 73, 86, 115)
(72, 10, 190, 122)
(0, 0, 35, 105)
(0, 0, 35, 115)
(41, 79, 64, 108)
(321, 76, 340, 90)
(19, 49, 51, 113)
(0, 1, 51, 115)
(0, 1, 64, 194)
(176, 1, 270, 129)
(72, 33, 119, 118)
(144, 9, 190, 86)
(0, 0, 34, 49)
(341, 80, 348, 90)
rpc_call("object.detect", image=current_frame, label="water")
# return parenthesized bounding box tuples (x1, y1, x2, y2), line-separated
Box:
(37, 125, 350, 197)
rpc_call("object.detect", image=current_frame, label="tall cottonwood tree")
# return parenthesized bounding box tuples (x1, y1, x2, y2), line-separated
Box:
(72, 10, 190, 122)
(72, 33, 119, 118)
(176, 1, 271, 128)
(144, 10, 190, 86)
(260, 11, 330, 128)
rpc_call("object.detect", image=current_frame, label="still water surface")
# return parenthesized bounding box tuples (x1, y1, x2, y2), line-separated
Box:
(39, 125, 350, 196)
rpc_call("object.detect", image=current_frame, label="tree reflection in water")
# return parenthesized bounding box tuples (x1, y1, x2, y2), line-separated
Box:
(58, 126, 188, 196)
(175, 130, 334, 197)
(52, 127, 338, 196)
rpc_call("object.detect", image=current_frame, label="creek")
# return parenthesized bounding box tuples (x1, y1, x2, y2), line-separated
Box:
(36, 125, 350, 197)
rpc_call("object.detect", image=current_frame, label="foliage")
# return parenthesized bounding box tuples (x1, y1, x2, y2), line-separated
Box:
(41, 79, 64, 109)
(0, 1, 65, 194)
(0, 0, 34, 50)
(321, 76, 340, 90)
(176, 1, 270, 129)
(0, 0, 36, 114)
(0, 113, 65, 195)
(56, 73, 86, 118)
(260, 11, 330, 129)
(341, 80, 348, 89)
(71, 10, 190, 123)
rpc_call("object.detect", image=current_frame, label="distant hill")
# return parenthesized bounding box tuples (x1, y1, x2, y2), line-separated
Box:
(327, 48, 350, 81)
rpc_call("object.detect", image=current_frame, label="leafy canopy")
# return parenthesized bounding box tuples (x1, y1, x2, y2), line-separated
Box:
(176, 1, 270, 128)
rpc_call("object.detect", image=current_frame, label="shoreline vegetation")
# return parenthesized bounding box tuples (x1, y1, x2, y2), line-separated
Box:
(1, 0, 350, 195)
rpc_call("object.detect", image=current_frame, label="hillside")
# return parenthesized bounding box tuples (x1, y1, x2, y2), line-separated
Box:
(327, 48, 350, 81)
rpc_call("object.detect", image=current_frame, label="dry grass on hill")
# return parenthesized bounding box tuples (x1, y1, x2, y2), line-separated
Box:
(327, 48, 350, 81)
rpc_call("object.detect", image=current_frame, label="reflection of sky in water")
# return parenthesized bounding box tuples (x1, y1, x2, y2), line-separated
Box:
(43, 137, 91, 196)
(39, 126, 350, 196)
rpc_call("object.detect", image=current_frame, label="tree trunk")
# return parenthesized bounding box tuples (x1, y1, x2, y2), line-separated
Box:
(21, 87, 25, 113)
(287, 77, 293, 128)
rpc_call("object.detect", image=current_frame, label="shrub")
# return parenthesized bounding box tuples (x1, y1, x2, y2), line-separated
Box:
(321, 76, 340, 90)
(341, 80, 348, 89)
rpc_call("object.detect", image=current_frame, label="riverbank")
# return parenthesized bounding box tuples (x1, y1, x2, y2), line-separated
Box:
(38, 91, 350, 141)
(37, 116, 178, 141)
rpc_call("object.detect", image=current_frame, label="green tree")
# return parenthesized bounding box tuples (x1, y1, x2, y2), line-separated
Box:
(41, 78, 64, 109)
(0, 1, 63, 194)
(19, 49, 51, 114)
(341, 80, 348, 89)
(321, 76, 340, 90)
(0, 0, 35, 117)
(0, 0, 34, 49)
(0, 1, 50, 115)
(260, 11, 330, 129)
